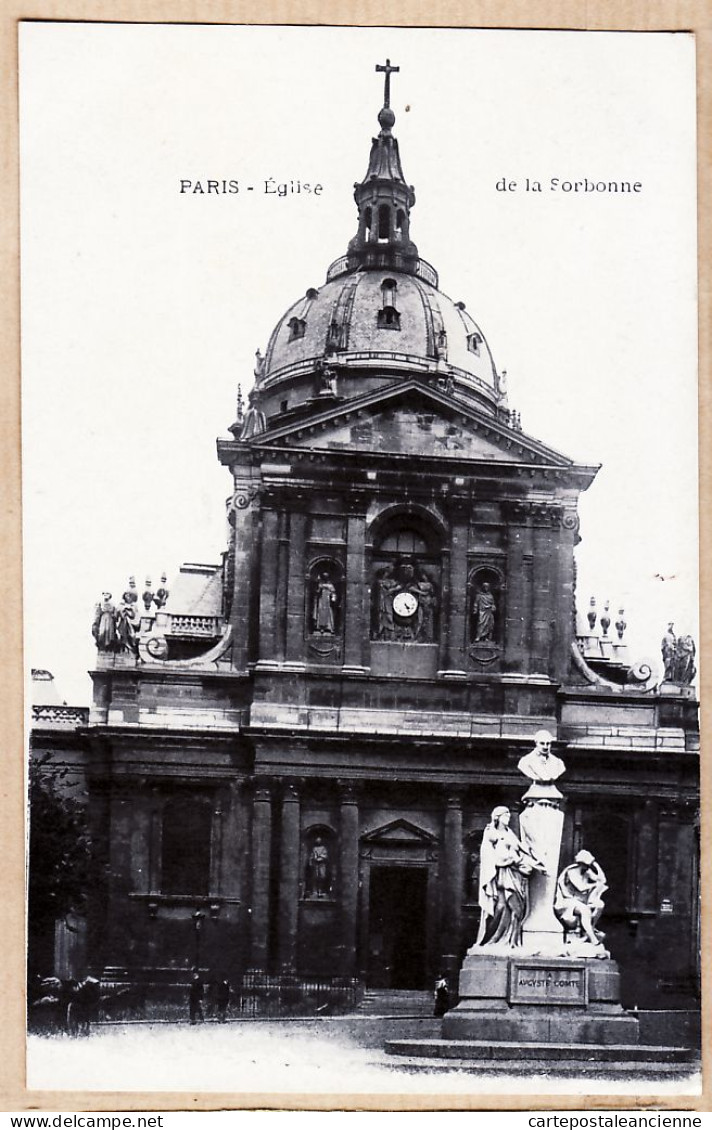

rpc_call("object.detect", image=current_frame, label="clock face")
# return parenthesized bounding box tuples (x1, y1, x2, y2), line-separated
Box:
(393, 590, 419, 618)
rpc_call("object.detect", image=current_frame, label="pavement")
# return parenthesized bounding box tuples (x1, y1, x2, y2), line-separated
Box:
(26, 1016, 701, 1099)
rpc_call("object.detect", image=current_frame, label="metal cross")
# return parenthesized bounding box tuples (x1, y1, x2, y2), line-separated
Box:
(375, 59, 399, 109)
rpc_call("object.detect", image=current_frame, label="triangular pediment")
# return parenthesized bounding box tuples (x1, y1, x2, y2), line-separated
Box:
(251, 381, 578, 468)
(361, 818, 438, 845)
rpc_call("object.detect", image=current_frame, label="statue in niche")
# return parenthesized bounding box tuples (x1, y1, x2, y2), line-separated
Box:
(92, 592, 118, 652)
(472, 581, 497, 642)
(661, 622, 677, 681)
(316, 358, 338, 397)
(414, 569, 438, 642)
(474, 806, 546, 948)
(312, 573, 338, 635)
(374, 565, 399, 640)
(306, 836, 331, 899)
(554, 850, 608, 948)
(517, 730, 566, 785)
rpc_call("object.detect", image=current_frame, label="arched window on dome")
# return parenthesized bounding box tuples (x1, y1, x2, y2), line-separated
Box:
(467, 332, 483, 355)
(369, 514, 442, 643)
(377, 278, 401, 330)
(377, 204, 391, 242)
(288, 317, 306, 342)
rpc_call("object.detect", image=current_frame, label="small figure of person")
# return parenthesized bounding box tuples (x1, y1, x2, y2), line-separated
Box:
(555, 850, 608, 947)
(517, 730, 566, 784)
(189, 972, 204, 1025)
(307, 836, 331, 898)
(661, 622, 677, 682)
(215, 978, 230, 1022)
(433, 975, 450, 1017)
(475, 806, 546, 949)
(472, 582, 496, 642)
(313, 573, 337, 635)
(92, 593, 118, 651)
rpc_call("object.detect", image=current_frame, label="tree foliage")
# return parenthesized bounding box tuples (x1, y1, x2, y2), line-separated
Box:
(28, 756, 93, 933)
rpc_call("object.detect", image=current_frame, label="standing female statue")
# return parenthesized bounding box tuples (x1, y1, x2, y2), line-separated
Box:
(475, 806, 546, 948)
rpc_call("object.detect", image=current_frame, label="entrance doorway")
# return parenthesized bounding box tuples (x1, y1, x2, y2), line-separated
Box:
(366, 866, 428, 989)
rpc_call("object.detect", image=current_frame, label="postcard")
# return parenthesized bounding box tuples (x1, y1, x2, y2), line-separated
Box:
(20, 21, 700, 1107)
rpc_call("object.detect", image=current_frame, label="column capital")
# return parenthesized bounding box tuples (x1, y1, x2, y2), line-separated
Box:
(338, 779, 362, 804)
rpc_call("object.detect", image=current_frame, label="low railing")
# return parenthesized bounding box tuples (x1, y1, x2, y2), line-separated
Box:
(32, 705, 89, 727)
(237, 972, 362, 1018)
(166, 615, 222, 637)
(325, 254, 439, 287)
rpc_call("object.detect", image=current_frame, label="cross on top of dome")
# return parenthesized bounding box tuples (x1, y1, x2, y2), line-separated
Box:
(375, 58, 399, 131)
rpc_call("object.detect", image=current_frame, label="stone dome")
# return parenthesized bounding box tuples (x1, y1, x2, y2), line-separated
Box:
(243, 69, 509, 431)
(255, 269, 501, 421)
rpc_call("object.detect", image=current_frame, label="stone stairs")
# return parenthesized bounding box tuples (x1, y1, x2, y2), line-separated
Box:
(355, 989, 433, 1017)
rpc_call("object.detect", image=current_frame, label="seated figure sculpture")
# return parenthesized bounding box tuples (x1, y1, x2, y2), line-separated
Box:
(474, 806, 546, 949)
(554, 849, 608, 953)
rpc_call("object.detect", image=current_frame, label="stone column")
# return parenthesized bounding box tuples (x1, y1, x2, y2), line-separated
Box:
(249, 781, 273, 971)
(531, 512, 555, 676)
(440, 501, 468, 674)
(229, 478, 261, 670)
(285, 506, 308, 662)
(339, 782, 360, 977)
(343, 501, 368, 672)
(440, 791, 464, 983)
(503, 503, 532, 673)
(633, 797, 658, 913)
(274, 510, 290, 661)
(277, 783, 301, 973)
(258, 507, 280, 662)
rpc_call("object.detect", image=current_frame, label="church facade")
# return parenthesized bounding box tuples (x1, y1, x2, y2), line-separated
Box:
(32, 65, 700, 1010)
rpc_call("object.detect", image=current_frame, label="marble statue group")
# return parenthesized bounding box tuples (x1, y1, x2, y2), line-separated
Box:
(472, 730, 609, 958)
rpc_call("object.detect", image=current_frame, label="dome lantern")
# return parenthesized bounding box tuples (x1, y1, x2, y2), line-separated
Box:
(343, 59, 420, 277)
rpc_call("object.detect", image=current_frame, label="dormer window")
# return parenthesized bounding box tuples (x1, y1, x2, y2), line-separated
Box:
(467, 332, 482, 355)
(288, 317, 306, 341)
(377, 278, 400, 330)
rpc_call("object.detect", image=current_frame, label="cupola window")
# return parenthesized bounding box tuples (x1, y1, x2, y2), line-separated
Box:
(467, 332, 483, 355)
(288, 317, 306, 341)
(377, 278, 401, 330)
(377, 204, 391, 242)
(364, 207, 372, 242)
(395, 209, 405, 241)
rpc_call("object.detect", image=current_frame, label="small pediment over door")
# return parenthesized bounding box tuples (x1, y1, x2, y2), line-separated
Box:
(360, 818, 438, 863)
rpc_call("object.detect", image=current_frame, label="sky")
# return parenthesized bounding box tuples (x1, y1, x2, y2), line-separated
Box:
(19, 23, 699, 706)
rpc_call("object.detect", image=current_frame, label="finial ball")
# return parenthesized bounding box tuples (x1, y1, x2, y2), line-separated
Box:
(378, 106, 395, 130)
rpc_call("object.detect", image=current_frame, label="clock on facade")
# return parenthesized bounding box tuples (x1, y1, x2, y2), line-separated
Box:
(392, 590, 419, 619)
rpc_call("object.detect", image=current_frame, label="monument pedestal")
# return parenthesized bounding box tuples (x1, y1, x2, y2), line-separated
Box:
(442, 952, 639, 1045)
